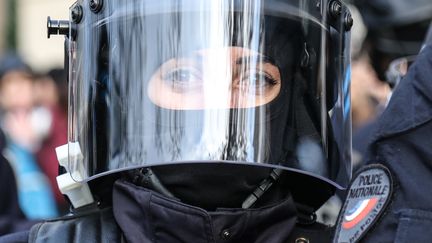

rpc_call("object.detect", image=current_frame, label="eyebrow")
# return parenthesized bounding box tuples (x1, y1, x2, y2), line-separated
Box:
(181, 52, 277, 68)
(235, 55, 277, 66)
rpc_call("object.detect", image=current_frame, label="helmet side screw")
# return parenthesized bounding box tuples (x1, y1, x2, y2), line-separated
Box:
(344, 12, 354, 31)
(71, 4, 83, 24)
(90, 0, 103, 13)
(329, 0, 342, 18)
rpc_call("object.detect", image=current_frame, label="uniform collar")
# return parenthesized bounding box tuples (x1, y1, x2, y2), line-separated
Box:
(112, 179, 297, 243)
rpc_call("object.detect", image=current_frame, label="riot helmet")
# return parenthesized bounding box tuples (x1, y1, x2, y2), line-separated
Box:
(53, 0, 352, 210)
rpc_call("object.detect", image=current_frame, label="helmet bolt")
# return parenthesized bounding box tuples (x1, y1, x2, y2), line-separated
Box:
(71, 4, 83, 24)
(344, 12, 354, 31)
(89, 0, 103, 13)
(329, 0, 342, 18)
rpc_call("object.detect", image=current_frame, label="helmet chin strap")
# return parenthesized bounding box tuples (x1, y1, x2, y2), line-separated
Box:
(241, 168, 283, 208)
(127, 165, 285, 210)
(127, 168, 178, 200)
(125, 165, 317, 224)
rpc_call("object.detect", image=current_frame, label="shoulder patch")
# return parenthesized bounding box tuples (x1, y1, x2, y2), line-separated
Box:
(333, 164, 393, 243)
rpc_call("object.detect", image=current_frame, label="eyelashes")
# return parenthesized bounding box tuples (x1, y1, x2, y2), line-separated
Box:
(239, 71, 279, 88)
(161, 66, 279, 94)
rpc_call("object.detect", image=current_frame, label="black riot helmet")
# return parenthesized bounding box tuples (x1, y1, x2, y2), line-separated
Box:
(57, 0, 352, 210)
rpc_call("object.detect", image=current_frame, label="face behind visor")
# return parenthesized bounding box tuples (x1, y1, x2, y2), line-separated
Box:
(65, 0, 352, 209)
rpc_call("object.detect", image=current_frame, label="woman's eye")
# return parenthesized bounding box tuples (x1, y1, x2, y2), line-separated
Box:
(163, 69, 199, 82)
(240, 71, 278, 91)
(162, 68, 202, 91)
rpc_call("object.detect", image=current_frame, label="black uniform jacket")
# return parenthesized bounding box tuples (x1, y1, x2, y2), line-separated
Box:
(360, 45, 432, 242)
(0, 178, 334, 243)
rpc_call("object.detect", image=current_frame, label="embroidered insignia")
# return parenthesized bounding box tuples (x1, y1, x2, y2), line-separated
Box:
(333, 164, 393, 243)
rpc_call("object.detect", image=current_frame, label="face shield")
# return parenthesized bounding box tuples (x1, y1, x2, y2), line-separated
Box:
(67, 0, 352, 190)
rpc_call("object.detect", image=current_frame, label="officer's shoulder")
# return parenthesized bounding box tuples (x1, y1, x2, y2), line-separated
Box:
(28, 207, 122, 243)
(0, 231, 29, 243)
(333, 165, 393, 243)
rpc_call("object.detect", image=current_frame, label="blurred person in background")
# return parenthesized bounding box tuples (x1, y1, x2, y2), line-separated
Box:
(0, 128, 36, 235)
(0, 53, 58, 220)
(349, 4, 390, 133)
(33, 68, 68, 214)
(347, 4, 391, 170)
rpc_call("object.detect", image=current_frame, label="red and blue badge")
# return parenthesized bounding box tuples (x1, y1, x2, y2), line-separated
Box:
(333, 164, 393, 243)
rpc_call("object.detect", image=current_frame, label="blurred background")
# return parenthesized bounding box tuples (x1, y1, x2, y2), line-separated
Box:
(0, 0, 74, 235)
(0, 0, 73, 70)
